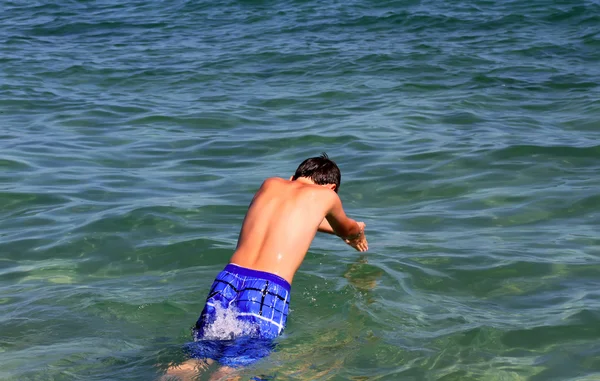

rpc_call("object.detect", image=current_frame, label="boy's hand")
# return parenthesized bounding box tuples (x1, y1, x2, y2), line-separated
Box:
(344, 222, 368, 252)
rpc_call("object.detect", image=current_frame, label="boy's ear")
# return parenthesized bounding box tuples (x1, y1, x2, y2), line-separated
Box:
(289, 176, 294, 181)
(326, 184, 336, 191)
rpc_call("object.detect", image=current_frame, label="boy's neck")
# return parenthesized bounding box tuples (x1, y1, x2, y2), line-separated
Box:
(293, 177, 316, 186)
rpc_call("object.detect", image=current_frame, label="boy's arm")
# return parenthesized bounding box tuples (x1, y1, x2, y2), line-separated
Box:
(319, 218, 366, 239)
(324, 192, 368, 252)
(318, 218, 335, 235)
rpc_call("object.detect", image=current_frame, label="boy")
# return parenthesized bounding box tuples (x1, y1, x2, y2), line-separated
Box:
(165, 153, 368, 379)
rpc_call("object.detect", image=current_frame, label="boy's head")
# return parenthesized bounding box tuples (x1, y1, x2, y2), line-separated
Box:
(292, 153, 341, 193)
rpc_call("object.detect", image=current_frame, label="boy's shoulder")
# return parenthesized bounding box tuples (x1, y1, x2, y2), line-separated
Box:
(263, 177, 286, 183)
(261, 177, 338, 197)
(260, 177, 287, 189)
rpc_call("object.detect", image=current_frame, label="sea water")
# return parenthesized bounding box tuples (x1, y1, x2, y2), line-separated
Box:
(1, 0, 599, 380)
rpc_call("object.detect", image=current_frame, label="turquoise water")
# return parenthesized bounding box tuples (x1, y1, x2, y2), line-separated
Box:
(1, 0, 600, 379)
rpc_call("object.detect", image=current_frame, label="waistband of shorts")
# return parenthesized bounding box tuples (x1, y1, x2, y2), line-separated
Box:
(224, 263, 291, 291)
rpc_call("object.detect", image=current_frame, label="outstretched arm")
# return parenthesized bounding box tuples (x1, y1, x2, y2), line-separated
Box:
(319, 218, 366, 240)
(342, 221, 368, 252)
(318, 218, 335, 235)
(323, 192, 368, 252)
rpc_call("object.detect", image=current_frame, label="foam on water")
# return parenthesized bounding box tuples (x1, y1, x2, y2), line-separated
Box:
(184, 304, 275, 369)
(197, 303, 257, 341)
(2, 0, 600, 379)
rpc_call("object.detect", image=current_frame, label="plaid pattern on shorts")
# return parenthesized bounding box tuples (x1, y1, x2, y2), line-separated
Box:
(194, 264, 291, 340)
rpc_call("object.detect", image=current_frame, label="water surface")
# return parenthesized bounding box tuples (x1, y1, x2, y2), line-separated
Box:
(1, 0, 600, 380)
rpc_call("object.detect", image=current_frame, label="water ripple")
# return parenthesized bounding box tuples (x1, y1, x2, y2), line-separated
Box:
(1, 0, 600, 379)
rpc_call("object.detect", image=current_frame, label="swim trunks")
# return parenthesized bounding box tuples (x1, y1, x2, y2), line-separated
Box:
(184, 263, 291, 367)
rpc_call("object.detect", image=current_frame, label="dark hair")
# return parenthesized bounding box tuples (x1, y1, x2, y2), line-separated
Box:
(292, 152, 341, 193)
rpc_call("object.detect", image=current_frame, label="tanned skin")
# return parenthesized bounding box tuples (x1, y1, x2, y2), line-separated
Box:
(163, 176, 367, 380)
(230, 176, 368, 284)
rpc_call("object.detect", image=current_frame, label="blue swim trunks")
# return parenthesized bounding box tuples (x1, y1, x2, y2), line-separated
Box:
(184, 264, 291, 367)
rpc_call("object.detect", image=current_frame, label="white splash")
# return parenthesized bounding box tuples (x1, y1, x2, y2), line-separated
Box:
(198, 303, 257, 340)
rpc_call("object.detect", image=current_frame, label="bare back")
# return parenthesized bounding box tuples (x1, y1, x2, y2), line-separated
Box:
(229, 177, 336, 284)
